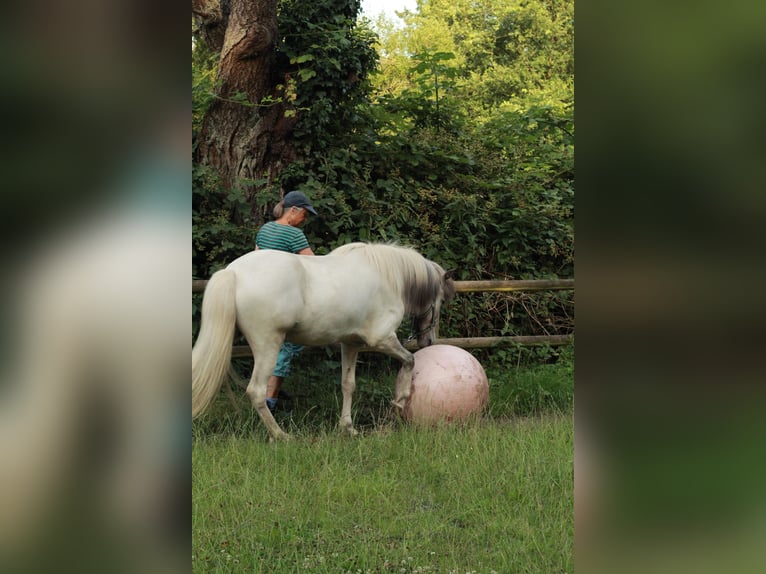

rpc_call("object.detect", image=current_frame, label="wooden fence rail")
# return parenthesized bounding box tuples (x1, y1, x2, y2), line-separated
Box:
(193, 278, 574, 352)
(193, 278, 574, 294)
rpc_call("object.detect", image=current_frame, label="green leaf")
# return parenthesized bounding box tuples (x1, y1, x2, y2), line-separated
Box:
(298, 69, 317, 82)
(290, 54, 315, 64)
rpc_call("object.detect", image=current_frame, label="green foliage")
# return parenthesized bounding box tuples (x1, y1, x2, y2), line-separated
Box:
(277, 0, 379, 150)
(412, 0, 574, 114)
(398, 50, 462, 128)
(192, 163, 262, 278)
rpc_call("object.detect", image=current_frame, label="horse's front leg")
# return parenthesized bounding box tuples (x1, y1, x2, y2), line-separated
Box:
(373, 335, 415, 411)
(339, 344, 360, 436)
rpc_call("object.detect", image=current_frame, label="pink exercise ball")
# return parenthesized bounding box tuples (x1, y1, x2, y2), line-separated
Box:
(401, 344, 489, 425)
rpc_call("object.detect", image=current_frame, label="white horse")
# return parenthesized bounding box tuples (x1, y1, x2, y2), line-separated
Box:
(192, 242, 456, 440)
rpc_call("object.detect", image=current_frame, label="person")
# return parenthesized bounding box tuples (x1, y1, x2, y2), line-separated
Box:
(254, 190, 318, 411)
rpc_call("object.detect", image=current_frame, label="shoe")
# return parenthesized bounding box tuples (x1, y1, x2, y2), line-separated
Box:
(266, 398, 278, 412)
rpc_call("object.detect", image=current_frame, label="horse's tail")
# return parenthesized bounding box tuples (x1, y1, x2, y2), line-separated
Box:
(192, 268, 237, 418)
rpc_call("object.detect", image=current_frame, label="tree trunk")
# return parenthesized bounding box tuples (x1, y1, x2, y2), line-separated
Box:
(193, 0, 297, 202)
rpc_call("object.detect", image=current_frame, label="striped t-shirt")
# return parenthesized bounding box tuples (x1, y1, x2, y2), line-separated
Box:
(255, 221, 310, 253)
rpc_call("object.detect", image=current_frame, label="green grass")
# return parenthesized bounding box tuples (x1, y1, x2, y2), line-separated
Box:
(486, 359, 574, 418)
(193, 353, 573, 572)
(193, 415, 573, 573)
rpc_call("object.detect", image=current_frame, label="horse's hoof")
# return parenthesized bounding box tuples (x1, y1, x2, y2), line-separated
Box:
(268, 433, 293, 443)
(390, 399, 406, 411)
(339, 423, 359, 437)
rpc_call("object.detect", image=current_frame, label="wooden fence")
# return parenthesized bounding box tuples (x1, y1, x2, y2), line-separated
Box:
(193, 278, 574, 356)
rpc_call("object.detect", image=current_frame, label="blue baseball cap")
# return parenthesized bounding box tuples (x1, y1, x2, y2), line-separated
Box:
(283, 190, 317, 215)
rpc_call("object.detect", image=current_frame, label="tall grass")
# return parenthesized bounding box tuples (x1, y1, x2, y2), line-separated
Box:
(193, 416, 573, 573)
(194, 350, 574, 437)
(193, 352, 573, 572)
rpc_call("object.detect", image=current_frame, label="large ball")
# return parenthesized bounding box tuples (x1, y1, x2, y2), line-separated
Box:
(401, 344, 489, 425)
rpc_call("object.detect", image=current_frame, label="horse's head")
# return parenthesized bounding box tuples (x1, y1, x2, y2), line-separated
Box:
(412, 265, 457, 348)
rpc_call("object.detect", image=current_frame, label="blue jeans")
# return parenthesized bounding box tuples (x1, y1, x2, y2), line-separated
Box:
(273, 342, 304, 378)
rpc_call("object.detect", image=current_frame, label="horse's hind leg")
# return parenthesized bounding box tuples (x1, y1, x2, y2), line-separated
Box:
(339, 344, 360, 436)
(245, 343, 290, 441)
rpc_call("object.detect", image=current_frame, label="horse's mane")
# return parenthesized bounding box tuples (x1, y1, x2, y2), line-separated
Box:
(330, 242, 441, 314)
